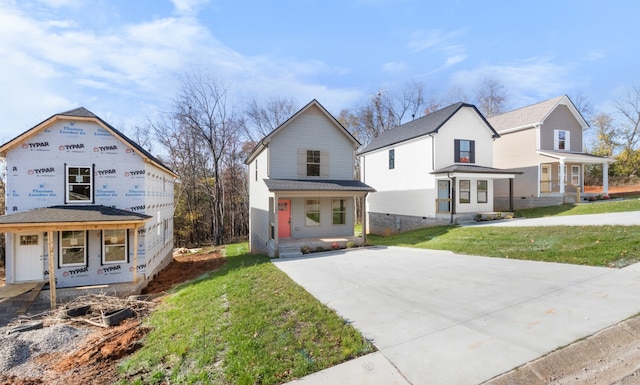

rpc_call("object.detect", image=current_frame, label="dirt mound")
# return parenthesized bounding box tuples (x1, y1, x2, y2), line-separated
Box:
(142, 249, 226, 294)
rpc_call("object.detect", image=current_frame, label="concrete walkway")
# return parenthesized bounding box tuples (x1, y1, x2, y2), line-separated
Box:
(275, 245, 640, 385)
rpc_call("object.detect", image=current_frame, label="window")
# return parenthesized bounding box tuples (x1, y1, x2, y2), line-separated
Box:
(103, 229, 127, 264)
(60, 230, 86, 266)
(459, 180, 470, 204)
(20, 234, 39, 246)
(255, 159, 258, 181)
(554, 130, 570, 151)
(332, 199, 346, 225)
(389, 149, 395, 169)
(571, 165, 580, 186)
(477, 180, 488, 203)
(307, 150, 320, 176)
(67, 165, 92, 202)
(305, 199, 320, 226)
(455, 140, 475, 163)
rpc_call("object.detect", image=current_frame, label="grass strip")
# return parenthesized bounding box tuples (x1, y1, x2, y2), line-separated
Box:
(118, 243, 374, 385)
(515, 199, 640, 218)
(368, 225, 640, 267)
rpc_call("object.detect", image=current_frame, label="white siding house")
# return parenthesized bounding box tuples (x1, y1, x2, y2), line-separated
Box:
(0, 107, 177, 295)
(360, 103, 518, 235)
(245, 100, 374, 257)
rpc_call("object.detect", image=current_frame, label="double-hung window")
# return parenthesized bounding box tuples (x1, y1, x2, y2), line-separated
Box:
(459, 180, 471, 203)
(103, 229, 127, 264)
(60, 230, 86, 266)
(454, 140, 475, 163)
(67, 165, 92, 202)
(554, 130, 570, 151)
(332, 199, 346, 225)
(306, 150, 320, 176)
(305, 199, 320, 226)
(477, 180, 488, 203)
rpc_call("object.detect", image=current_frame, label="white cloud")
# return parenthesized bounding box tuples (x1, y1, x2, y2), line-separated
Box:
(0, 1, 362, 139)
(170, 0, 211, 15)
(407, 28, 468, 71)
(451, 56, 576, 107)
(383, 61, 409, 73)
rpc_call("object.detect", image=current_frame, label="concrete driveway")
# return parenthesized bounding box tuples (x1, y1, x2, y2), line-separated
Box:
(469, 210, 640, 227)
(274, 246, 640, 385)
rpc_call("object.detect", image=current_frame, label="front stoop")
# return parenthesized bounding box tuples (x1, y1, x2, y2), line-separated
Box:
(279, 247, 304, 258)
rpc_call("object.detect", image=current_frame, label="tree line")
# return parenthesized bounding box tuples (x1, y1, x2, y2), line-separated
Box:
(144, 73, 640, 247)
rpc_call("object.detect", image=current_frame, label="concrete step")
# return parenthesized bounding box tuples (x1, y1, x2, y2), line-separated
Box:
(279, 247, 303, 258)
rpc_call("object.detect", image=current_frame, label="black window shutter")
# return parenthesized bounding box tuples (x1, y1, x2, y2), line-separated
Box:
(91, 164, 96, 203)
(470, 141, 475, 163)
(126, 229, 130, 264)
(454, 140, 460, 162)
(85, 231, 89, 268)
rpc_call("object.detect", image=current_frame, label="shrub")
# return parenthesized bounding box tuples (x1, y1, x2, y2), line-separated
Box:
(301, 245, 310, 254)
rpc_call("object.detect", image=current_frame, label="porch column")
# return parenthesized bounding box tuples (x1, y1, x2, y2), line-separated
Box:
(559, 159, 566, 194)
(603, 162, 609, 195)
(273, 193, 279, 252)
(47, 230, 56, 309)
(362, 194, 368, 245)
(509, 178, 514, 212)
(133, 225, 139, 283)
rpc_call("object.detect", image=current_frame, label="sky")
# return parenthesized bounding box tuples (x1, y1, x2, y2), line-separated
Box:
(2, 0, 639, 148)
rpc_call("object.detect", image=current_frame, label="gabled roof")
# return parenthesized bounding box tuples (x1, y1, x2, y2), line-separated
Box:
(488, 95, 588, 133)
(359, 102, 498, 155)
(244, 99, 360, 164)
(0, 107, 177, 178)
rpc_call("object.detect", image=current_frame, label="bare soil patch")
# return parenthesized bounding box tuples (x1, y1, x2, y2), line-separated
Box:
(0, 249, 225, 385)
(0, 266, 5, 287)
(584, 183, 640, 195)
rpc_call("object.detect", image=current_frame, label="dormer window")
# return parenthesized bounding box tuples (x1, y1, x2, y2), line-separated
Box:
(554, 130, 570, 151)
(454, 139, 475, 163)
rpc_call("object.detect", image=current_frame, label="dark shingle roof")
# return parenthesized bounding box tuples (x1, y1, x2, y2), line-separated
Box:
(264, 179, 375, 192)
(359, 103, 497, 154)
(0, 205, 151, 225)
(430, 164, 522, 175)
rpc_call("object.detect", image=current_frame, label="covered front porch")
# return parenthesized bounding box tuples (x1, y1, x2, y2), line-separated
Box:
(0, 205, 151, 309)
(264, 179, 375, 258)
(537, 150, 615, 198)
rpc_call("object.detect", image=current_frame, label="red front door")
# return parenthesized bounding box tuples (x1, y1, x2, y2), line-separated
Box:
(278, 200, 291, 238)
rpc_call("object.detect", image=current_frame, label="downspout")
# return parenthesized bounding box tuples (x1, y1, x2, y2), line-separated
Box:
(449, 173, 456, 224)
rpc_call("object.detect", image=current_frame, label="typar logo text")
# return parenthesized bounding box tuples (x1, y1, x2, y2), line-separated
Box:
(59, 143, 85, 152)
(97, 265, 122, 275)
(93, 145, 118, 153)
(125, 170, 145, 178)
(27, 167, 55, 177)
(95, 168, 117, 178)
(21, 141, 50, 151)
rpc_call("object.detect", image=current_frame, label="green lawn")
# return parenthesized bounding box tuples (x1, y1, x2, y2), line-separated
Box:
(118, 243, 374, 385)
(368, 225, 640, 267)
(515, 198, 640, 218)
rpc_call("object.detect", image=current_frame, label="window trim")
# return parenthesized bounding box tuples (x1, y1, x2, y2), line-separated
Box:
(554, 130, 570, 151)
(477, 180, 488, 203)
(305, 199, 321, 226)
(571, 165, 580, 186)
(102, 229, 128, 265)
(65, 164, 94, 203)
(459, 180, 471, 204)
(59, 230, 87, 268)
(332, 199, 346, 225)
(454, 140, 475, 163)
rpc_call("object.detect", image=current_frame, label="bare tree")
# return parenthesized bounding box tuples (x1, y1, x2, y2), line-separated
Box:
(614, 85, 640, 151)
(474, 78, 509, 117)
(245, 96, 299, 141)
(571, 91, 594, 123)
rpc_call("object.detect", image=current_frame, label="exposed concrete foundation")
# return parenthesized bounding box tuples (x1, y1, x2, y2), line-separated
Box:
(368, 212, 451, 235)
(494, 194, 578, 211)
